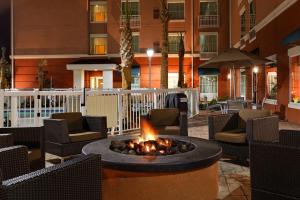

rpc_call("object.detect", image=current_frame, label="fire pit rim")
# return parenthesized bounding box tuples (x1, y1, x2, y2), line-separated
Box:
(82, 135, 222, 173)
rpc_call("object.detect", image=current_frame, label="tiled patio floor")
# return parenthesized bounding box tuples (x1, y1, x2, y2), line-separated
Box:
(46, 111, 300, 200)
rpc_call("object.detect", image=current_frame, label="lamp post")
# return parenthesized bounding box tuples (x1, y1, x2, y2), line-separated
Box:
(253, 66, 259, 104)
(147, 49, 154, 88)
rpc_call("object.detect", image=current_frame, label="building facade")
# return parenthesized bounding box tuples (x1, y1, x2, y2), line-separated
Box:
(10, 0, 230, 99)
(230, 0, 300, 123)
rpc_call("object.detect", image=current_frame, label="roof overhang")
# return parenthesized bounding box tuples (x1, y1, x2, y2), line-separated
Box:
(66, 64, 117, 71)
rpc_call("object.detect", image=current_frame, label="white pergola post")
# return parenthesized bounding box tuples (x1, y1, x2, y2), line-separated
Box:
(103, 71, 114, 89)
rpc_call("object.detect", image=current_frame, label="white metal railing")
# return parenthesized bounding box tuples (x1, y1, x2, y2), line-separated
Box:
(0, 88, 200, 134)
(120, 15, 141, 28)
(199, 15, 219, 28)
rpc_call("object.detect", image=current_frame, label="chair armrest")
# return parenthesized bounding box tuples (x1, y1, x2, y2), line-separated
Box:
(0, 146, 30, 181)
(0, 134, 13, 148)
(250, 142, 300, 198)
(84, 116, 108, 136)
(179, 112, 188, 136)
(279, 129, 300, 147)
(3, 155, 102, 200)
(247, 115, 279, 142)
(208, 113, 237, 140)
(43, 119, 70, 143)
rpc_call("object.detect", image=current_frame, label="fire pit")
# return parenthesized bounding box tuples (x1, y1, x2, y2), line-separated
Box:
(82, 134, 222, 200)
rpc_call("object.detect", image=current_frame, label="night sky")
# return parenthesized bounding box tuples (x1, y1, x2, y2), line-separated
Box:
(0, 0, 11, 59)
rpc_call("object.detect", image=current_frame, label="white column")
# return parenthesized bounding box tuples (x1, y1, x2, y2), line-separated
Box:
(73, 69, 84, 89)
(103, 70, 113, 89)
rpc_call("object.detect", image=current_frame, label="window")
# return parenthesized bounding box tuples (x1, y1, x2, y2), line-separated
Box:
(90, 77, 103, 89)
(168, 0, 184, 20)
(200, 0, 218, 16)
(168, 73, 179, 89)
(121, 1, 139, 16)
(90, 35, 107, 55)
(132, 33, 140, 53)
(266, 71, 277, 99)
(290, 56, 300, 103)
(240, 70, 246, 98)
(131, 67, 140, 89)
(200, 33, 218, 58)
(240, 12, 246, 37)
(249, 1, 256, 29)
(200, 75, 218, 100)
(90, 2, 107, 23)
(168, 33, 184, 53)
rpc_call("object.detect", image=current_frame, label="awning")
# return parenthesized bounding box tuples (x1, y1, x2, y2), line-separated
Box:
(198, 68, 220, 76)
(66, 58, 119, 71)
(283, 28, 300, 45)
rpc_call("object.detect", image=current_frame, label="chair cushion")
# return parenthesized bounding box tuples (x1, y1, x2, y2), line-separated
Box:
(156, 126, 180, 136)
(28, 149, 41, 162)
(238, 109, 271, 130)
(69, 132, 102, 143)
(215, 130, 247, 144)
(51, 112, 83, 133)
(149, 109, 179, 126)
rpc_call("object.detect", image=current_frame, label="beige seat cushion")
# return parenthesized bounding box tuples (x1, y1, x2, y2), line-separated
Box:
(238, 109, 271, 129)
(156, 126, 180, 136)
(28, 149, 41, 162)
(51, 112, 83, 133)
(215, 131, 247, 144)
(149, 109, 179, 126)
(69, 132, 102, 143)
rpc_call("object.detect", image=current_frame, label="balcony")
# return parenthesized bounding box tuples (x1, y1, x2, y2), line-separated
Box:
(200, 51, 218, 60)
(199, 15, 219, 28)
(120, 15, 141, 28)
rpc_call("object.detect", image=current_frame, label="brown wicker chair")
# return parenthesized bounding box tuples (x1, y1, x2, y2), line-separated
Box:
(0, 127, 45, 171)
(208, 109, 279, 161)
(250, 130, 300, 200)
(0, 146, 102, 200)
(44, 112, 107, 159)
(141, 108, 188, 136)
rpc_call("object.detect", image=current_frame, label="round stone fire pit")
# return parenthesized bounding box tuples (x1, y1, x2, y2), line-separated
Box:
(82, 135, 222, 200)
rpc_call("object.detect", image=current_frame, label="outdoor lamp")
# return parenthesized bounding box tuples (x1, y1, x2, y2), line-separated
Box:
(147, 49, 154, 58)
(227, 73, 231, 80)
(253, 66, 259, 74)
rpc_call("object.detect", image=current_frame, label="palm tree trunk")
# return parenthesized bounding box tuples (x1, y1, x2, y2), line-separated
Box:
(178, 33, 185, 88)
(160, 0, 169, 89)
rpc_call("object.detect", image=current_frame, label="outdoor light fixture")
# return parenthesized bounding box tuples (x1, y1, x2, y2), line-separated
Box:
(227, 73, 231, 79)
(253, 66, 259, 74)
(147, 49, 154, 88)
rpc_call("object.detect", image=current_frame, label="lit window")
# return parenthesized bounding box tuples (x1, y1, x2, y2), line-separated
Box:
(131, 67, 140, 89)
(240, 12, 246, 37)
(121, 1, 139, 16)
(90, 35, 107, 55)
(90, 3, 107, 23)
(240, 70, 246, 98)
(168, 73, 180, 89)
(132, 33, 140, 53)
(200, 75, 218, 100)
(168, 33, 184, 54)
(168, 1, 184, 20)
(266, 71, 277, 99)
(290, 56, 300, 103)
(200, 33, 218, 59)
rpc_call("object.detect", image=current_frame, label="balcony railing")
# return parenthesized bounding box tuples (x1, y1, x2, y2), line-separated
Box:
(200, 51, 218, 60)
(250, 14, 256, 29)
(199, 15, 219, 28)
(120, 15, 141, 28)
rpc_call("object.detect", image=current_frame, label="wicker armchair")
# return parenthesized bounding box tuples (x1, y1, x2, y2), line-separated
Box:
(44, 112, 107, 159)
(0, 146, 102, 200)
(208, 109, 279, 161)
(250, 130, 300, 200)
(0, 127, 45, 171)
(141, 108, 188, 136)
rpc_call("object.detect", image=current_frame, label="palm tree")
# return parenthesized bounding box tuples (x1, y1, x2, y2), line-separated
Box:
(0, 47, 9, 89)
(178, 33, 185, 88)
(119, 0, 134, 90)
(37, 59, 47, 90)
(160, 0, 169, 89)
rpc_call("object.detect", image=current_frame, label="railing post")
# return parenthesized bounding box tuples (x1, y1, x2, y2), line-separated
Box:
(117, 89, 123, 134)
(0, 90, 4, 128)
(11, 95, 18, 127)
(153, 89, 158, 109)
(33, 89, 41, 126)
